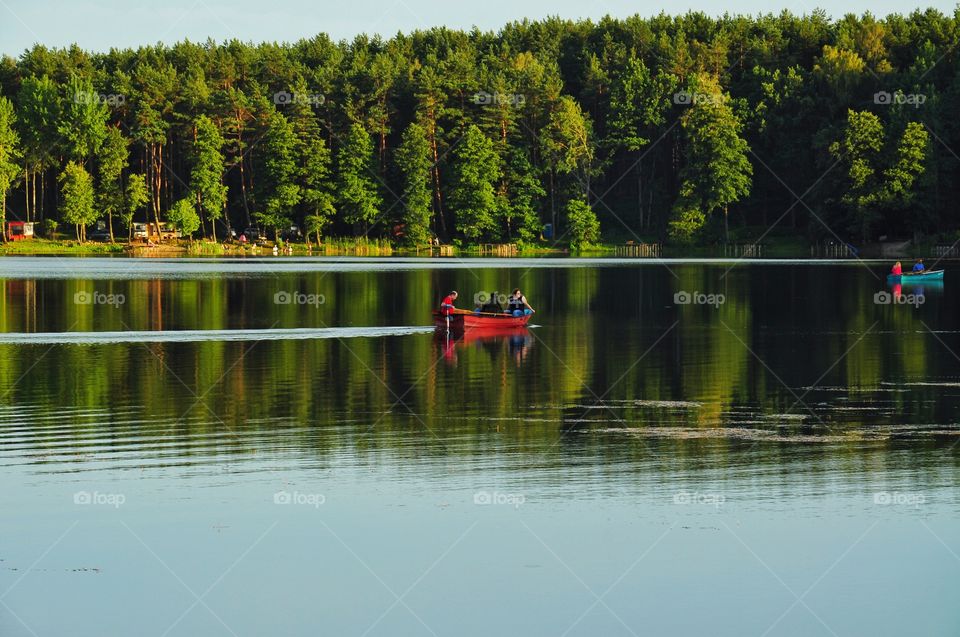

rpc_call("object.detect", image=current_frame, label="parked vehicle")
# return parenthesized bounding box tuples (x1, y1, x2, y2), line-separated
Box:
(88, 228, 112, 242)
(281, 225, 302, 242)
(131, 223, 149, 240)
(6, 221, 34, 241)
(158, 222, 181, 240)
(243, 227, 261, 242)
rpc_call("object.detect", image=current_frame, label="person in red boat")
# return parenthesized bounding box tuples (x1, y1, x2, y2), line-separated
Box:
(439, 291, 458, 316)
(890, 261, 902, 276)
(507, 289, 535, 316)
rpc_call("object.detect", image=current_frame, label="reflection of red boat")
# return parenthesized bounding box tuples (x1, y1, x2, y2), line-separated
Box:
(459, 326, 530, 343)
(433, 310, 532, 329)
(434, 324, 533, 366)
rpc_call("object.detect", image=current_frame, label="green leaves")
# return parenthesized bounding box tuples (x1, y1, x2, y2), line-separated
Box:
(502, 147, 545, 242)
(670, 75, 752, 241)
(168, 198, 200, 237)
(0, 97, 21, 212)
(190, 115, 228, 235)
(296, 105, 336, 241)
(15, 75, 58, 168)
(58, 74, 108, 162)
(449, 125, 500, 242)
(125, 174, 149, 230)
(884, 122, 929, 199)
(337, 122, 381, 230)
(258, 113, 301, 234)
(541, 96, 594, 180)
(2, 13, 958, 247)
(395, 122, 433, 245)
(95, 125, 128, 239)
(566, 199, 600, 249)
(830, 110, 930, 240)
(59, 161, 96, 240)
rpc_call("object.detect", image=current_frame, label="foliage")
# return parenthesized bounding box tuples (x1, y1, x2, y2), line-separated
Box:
(541, 95, 596, 204)
(338, 122, 382, 231)
(566, 199, 600, 249)
(168, 198, 201, 237)
(449, 125, 501, 242)
(503, 147, 546, 242)
(57, 74, 108, 162)
(672, 75, 753, 242)
(830, 110, 930, 240)
(0, 96, 20, 237)
(58, 162, 96, 240)
(668, 204, 708, 243)
(395, 121, 433, 244)
(124, 174, 149, 236)
(96, 125, 128, 241)
(0, 13, 956, 246)
(190, 115, 228, 239)
(256, 113, 300, 237)
(295, 101, 336, 242)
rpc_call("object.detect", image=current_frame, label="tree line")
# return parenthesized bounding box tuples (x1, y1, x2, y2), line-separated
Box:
(0, 10, 955, 247)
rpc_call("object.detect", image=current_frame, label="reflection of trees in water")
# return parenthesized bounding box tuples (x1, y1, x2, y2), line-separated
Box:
(0, 265, 954, 468)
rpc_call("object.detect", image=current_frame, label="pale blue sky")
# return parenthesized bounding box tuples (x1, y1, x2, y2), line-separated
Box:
(2, 0, 956, 56)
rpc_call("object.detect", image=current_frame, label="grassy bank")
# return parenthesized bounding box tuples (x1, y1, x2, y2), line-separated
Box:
(0, 240, 125, 255)
(0, 235, 925, 259)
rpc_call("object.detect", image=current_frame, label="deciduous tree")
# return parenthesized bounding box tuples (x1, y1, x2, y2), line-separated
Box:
(59, 161, 96, 241)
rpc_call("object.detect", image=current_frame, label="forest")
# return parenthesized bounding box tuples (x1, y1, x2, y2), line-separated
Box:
(0, 9, 955, 247)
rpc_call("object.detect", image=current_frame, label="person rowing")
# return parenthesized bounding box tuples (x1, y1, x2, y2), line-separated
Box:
(912, 258, 925, 273)
(439, 291, 458, 316)
(507, 288, 535, 316)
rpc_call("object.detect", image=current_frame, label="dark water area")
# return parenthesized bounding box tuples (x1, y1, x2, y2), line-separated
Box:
(0, 258, 957, 636)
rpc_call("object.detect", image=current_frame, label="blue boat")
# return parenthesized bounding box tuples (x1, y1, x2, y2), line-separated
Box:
(886, 269, 944, 283)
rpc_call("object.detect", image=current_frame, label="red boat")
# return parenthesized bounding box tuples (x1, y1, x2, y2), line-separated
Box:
(433, 310, 532, 329)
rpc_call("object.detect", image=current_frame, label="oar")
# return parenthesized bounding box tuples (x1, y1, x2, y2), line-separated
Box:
(452, 308, 510, 317)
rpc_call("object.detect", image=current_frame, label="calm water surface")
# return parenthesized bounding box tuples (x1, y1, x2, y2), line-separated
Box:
(1, 257, 958, 636)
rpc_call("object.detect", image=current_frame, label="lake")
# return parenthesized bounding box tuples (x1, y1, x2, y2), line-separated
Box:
(1, 256, 958, 636)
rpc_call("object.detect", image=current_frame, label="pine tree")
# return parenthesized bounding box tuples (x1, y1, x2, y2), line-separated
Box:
(502, 147, 545, 242)
(338, 122, 382, 232)
(540, 96, 596, 227)
(256, 113, 300, 238)
(191, 115, 228, 240)
(395, 122, 433, 245)
(449, 125, 501, 242)
(290, 96, 335, 242)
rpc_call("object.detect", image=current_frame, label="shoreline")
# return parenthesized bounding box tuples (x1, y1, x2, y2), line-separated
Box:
(0, 238, 938, 260)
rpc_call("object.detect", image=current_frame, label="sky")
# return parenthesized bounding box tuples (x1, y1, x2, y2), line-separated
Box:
(1, 0, 956, 56)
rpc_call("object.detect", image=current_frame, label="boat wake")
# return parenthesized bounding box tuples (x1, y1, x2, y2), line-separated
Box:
(0, 326, 436, 345)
